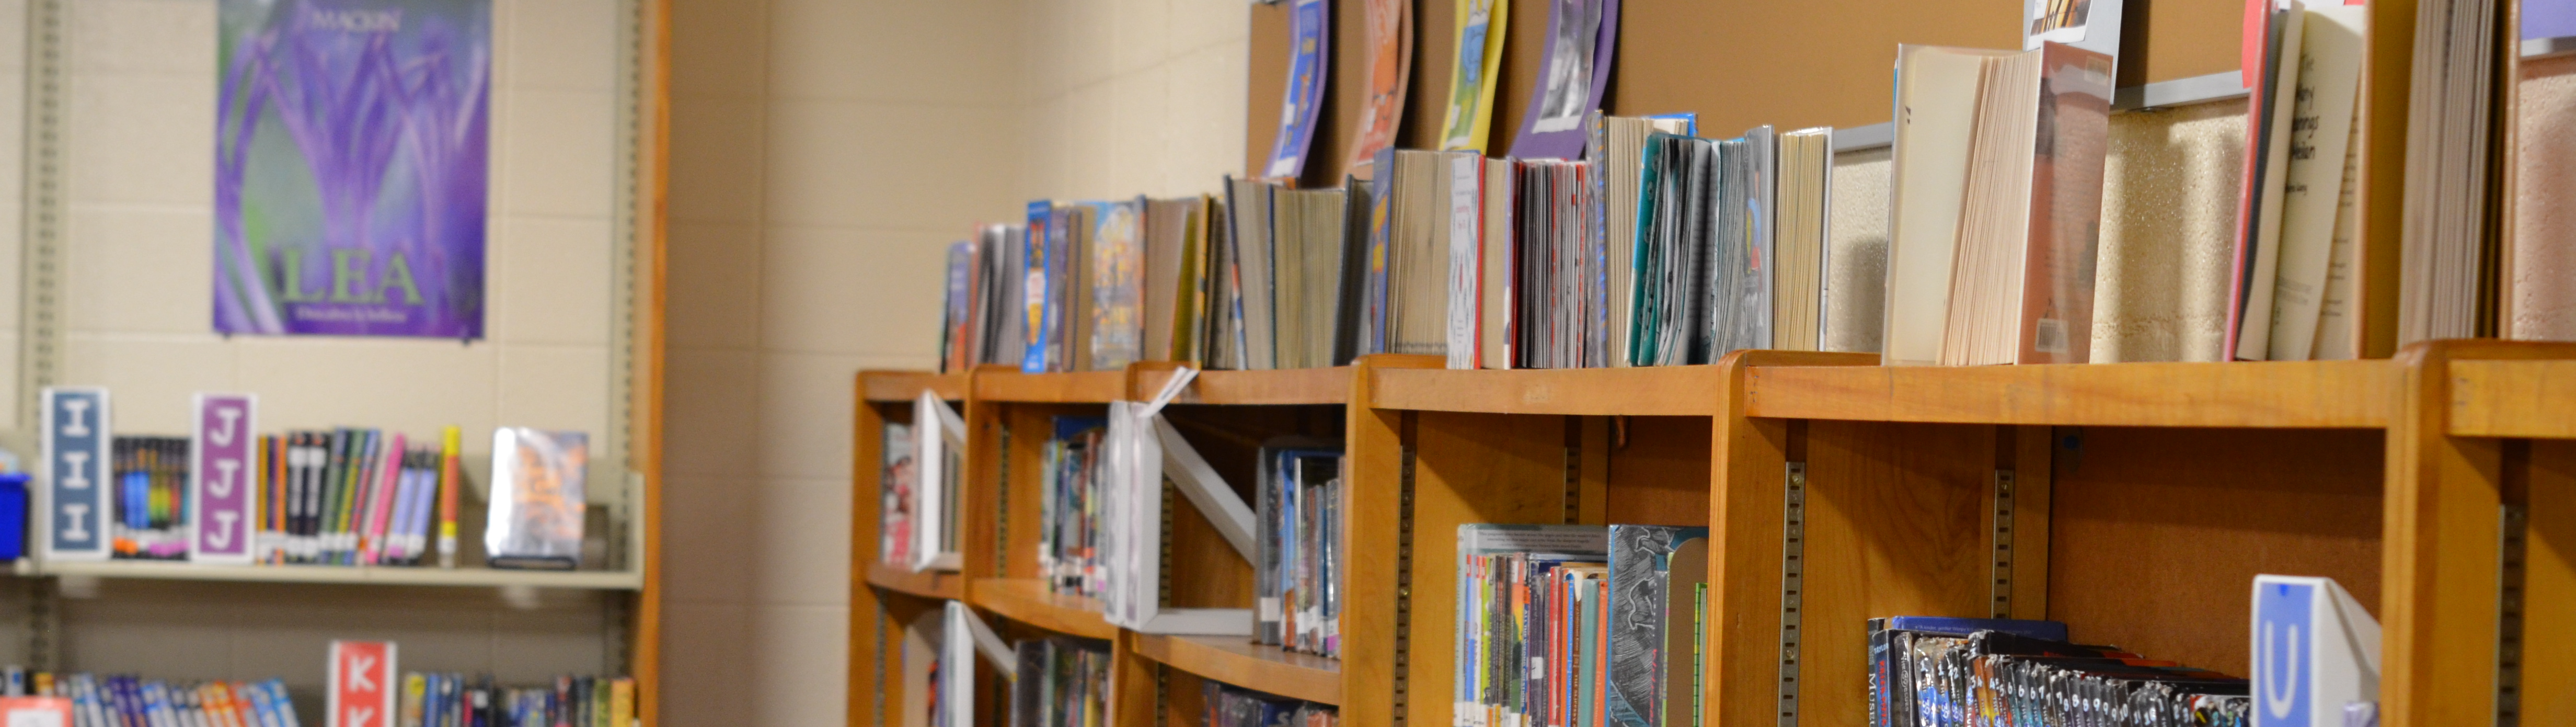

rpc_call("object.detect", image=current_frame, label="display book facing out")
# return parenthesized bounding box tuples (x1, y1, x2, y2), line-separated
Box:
(34, 386, 605, 573)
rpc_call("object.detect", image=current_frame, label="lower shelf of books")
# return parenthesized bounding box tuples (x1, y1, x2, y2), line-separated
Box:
(36, 560, 645, 589)
(1130, 633, 1340, 706)
(970, 577, 1119, 640)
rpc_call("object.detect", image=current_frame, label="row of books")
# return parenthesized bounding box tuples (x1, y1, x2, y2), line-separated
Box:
(20, 674, 300, 727)
(1036, 417, 1107, 599)
(1866, 619, 2248, 727)
(1254, 441, 1342, 657)
(934, 82, 2076, 372)
(1006, 637, 1110, 727)
(1203, 681, 1337, 727)
(1453, 525, 1706, 727)
(38, 387, 591, 570)
(259, 428, 462, 567)
(396, 673, 637, 727)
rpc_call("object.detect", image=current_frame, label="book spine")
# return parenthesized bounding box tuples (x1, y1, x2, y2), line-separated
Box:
(364, 433, 407, 564)
(437, 426, 460, 569)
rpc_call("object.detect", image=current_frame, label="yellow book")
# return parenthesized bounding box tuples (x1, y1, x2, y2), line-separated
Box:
(610, 677, 636, 727)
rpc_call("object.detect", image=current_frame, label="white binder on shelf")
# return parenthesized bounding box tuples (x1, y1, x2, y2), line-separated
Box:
(1101, 368, 1257, 636)
(910, 392, 968, 573)
(2251, 574, 2381, 727)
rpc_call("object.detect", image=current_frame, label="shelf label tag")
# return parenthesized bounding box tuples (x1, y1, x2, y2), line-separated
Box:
(190, 393, 259, 563)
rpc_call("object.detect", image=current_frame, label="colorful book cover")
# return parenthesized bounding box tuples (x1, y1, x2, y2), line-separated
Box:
(1345, 0, 1413, 176)
(1508, 0, 1620, 160)
(1088, 200, 1145, 370)
(188, 392, 259, 563)
(1263, 0, 1332, 180)
(1439, 0, 1510, 152)
(1022, 200, 1054, 373)
(484, 427, 586, 569)
(214, 0, 491, 338)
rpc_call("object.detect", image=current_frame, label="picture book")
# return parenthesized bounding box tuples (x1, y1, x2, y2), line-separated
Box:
(1438, 0, 1509, 152)
(1344, 0, 1412, 177)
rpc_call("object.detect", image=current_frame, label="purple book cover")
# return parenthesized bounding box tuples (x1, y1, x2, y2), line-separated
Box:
(214, 0, 492, 338)
(188, 393, 258, 563)
(1264, 0, 1332, 179)
(2529, 0, 2576, 40)
(1508, 0, 1620, 160)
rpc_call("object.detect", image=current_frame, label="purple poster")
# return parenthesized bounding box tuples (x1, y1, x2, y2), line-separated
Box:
(1508, 0, 1619, 160)
(215, 0, 491, 337)
(189, 393, 258, 563)
(2529, 0, 2576, 40)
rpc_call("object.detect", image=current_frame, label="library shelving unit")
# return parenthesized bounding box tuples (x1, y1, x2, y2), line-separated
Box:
(850, 369, 970, 727)
(852, 345, 2568, 727)
(2387, 340, 2576, 726)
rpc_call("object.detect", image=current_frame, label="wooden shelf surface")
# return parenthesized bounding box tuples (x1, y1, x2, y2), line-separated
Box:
(1368, 366, 1725, 416)
(860, 370, 967, 403)
(865, 561, 964, 601)
(1137, 366, 1351, 405)
(968, 578, 1119, 640)
(1129, 633, 1341, 706)
(1745, 359, 2395, 428)
(38, 560, 645, 589)
(975, 370, 1127, 403)
(2447, 359, 2576, 439)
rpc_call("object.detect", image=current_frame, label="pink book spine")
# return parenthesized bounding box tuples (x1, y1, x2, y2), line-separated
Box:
(363, 433, 406, 563)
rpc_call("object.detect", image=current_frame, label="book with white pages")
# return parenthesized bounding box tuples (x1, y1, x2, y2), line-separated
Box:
(2263, 6, 2370, 361)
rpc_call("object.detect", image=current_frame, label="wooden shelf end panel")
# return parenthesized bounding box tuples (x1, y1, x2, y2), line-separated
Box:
(2448, 359, 2576, 438)
(968, 578, 1120, 641)
(865, 561, 964, 601)
(1129, 633, 1341, 706)
(861, 370, 967, 403)
(974, 370, 1128, 403)
(1368, 366, 1726, 415)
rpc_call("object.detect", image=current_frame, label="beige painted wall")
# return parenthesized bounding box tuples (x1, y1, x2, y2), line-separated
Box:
(49, 0, 626, 712)
(661, 0, 1246, 723)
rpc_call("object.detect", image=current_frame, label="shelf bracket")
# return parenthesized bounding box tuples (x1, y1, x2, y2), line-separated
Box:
(1991, 469, 2016, 619)
(1778, 461, 1806, 727)
(1393, 435, 1417, 727)
(2498, 503, 2528, 726)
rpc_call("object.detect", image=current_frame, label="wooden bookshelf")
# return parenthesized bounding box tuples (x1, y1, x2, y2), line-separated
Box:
(861, 370, 968, 403)
(2380, 340, 2576, 726)
(862, 561, 964, 601)
(854, 347, 2576, 727)
(974, 368, 1127, 403)
(1744, 358, 2396, 427)
(968, 578, 1119, 641)
(1133, 362, 1354, 405)
(1128, 633, 1342, 706)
